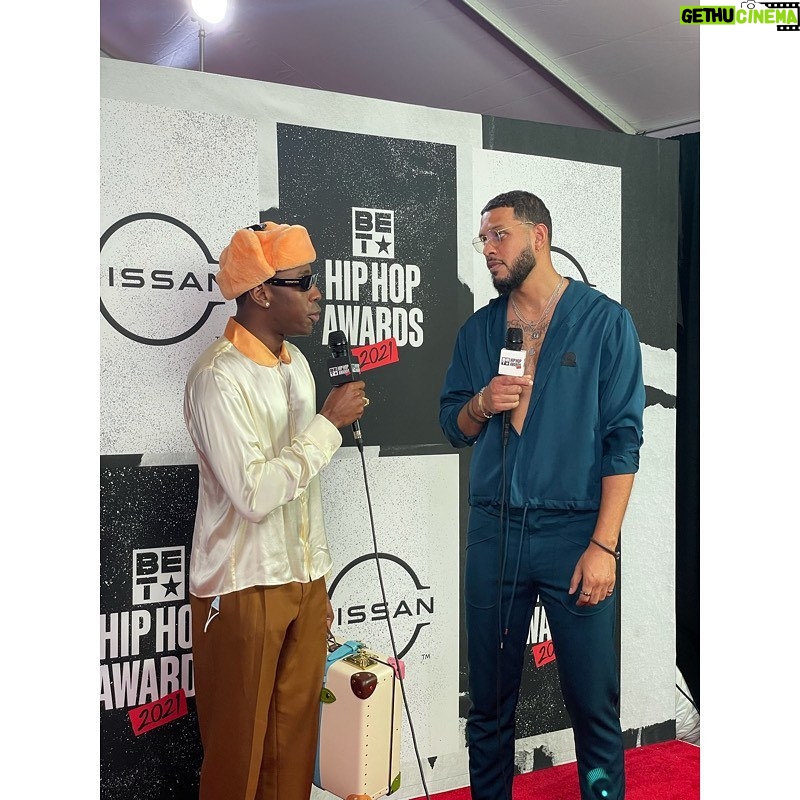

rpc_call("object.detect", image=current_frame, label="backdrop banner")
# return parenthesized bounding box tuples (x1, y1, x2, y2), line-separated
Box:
(275, 122, 459, 450)
(100, 58, 678, 799)
(99, 464, 201, 799)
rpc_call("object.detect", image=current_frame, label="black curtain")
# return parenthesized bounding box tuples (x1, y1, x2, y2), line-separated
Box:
(671, 132, 700, 710)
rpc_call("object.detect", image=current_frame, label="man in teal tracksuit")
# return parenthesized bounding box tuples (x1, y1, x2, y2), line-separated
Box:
(439, 191, 645, 800)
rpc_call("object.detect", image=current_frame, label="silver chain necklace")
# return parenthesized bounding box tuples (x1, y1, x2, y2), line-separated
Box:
(510, 275, 564, 340)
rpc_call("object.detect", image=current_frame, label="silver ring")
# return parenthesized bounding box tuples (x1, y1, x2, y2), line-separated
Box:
(581, 591, 591, 597)
(363, 397, 370, 407)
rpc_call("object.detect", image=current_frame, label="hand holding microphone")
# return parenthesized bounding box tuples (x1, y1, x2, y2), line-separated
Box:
(322, 330, 368, 450)
(478, 327, 531, 445)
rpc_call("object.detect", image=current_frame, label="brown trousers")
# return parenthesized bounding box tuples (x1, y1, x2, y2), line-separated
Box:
(190, 579, 328, 800)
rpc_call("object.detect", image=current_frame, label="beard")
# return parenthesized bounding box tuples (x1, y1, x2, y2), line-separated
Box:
(492, 244, 536, 295)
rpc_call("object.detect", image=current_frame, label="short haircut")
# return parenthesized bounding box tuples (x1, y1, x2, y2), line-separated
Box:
(481, 190, 553, 244)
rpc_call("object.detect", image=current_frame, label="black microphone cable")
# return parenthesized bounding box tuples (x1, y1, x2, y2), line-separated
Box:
(496, 403, 513, 799)
(353, 443, 431, 800)
(494, 326, 524, 799)
(495, 327, 524, 651)
(326, 330, 431, 800)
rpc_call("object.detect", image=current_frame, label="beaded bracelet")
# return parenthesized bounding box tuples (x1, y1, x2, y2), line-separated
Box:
(590, 538, 620, 560)
(477, 387, 493, 418)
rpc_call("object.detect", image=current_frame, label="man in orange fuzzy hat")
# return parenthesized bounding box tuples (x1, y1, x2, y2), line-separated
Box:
(184, 221, 367, 800)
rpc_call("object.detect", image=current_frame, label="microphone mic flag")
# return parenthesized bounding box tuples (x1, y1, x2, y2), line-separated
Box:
(327, 330, 363, 448)
(499, 327, 524, 445)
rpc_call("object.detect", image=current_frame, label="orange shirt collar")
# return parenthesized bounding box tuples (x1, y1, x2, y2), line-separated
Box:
(224, 317, 292, 367)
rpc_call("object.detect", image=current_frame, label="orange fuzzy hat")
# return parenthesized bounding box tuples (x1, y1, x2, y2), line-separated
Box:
(216, 222, 317, 300)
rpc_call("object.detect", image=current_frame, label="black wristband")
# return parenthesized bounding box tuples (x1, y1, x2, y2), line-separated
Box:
(465, 399, 487, 425)
(590, 537, 620, 560)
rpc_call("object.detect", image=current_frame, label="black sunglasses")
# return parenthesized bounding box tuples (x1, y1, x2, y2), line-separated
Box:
(263, 272, 319, 291)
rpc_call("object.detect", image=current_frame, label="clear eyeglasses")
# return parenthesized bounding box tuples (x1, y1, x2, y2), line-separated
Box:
(471, 221, 534, 253)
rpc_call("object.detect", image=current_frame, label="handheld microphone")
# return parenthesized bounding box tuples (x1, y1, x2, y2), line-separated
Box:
(327, 330, 364, 450)
(499, 327, 524, 445)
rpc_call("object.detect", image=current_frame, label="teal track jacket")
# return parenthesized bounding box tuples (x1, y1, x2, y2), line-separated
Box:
(439, 280, 645, 511)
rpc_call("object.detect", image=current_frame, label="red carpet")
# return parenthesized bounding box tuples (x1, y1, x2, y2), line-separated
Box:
(413, 740, 699, 800)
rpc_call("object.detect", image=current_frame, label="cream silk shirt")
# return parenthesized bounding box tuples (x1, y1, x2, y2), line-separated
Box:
(184, 318, 342, 597)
